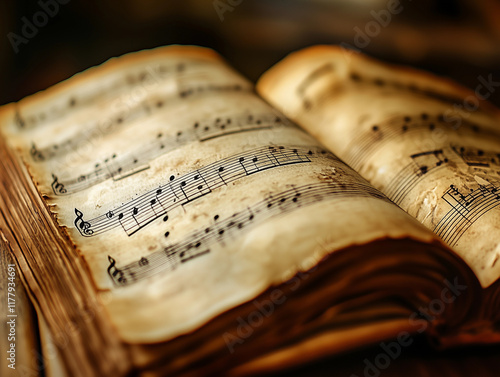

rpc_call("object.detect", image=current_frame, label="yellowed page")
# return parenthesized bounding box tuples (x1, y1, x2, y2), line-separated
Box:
(258, 45, 500, 288)
(1, 45, 447, 346)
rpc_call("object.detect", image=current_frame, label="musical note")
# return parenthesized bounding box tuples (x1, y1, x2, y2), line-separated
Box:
(238, 157, 248, 175)
(150, 189, 165, 216)
(74, 145, 326, 238)
(441, 185, 471, 215)
(14, 109, 25, 129)
(131, 207, 140, 226)
(116, 212, 126, 233)
(434, 182, 500, 246)
(107, 176, 391, 286)
(217, 167, 226, 185)
(30, 143, 44, 161)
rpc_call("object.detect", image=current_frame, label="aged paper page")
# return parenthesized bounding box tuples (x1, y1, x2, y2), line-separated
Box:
(1, 45, 449, 346)
(258, 45, 500, 287)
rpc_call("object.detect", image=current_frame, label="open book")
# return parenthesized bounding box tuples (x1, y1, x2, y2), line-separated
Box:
(0, 45, 499, 377)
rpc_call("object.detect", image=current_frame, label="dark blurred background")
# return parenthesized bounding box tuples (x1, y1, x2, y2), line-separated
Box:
(1, 0, 500, 106)
(1, 1, 500, 375)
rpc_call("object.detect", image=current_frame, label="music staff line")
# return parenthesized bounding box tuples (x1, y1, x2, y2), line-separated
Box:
(451, 145, 500, 171)
(30, 77, 253, 163)
(51, 112, 294, 195)
(107, 178, 389, 286)
(434, 183, 500, 246)
(344, 113, 500, 171)
(17, 59, 212, 131)
(74, 145, 330, 238)
(296, 69, 470, 113)
(296, 63, 335, 110)
(384, 144, 500, 206)
(385, 148, 452, 205)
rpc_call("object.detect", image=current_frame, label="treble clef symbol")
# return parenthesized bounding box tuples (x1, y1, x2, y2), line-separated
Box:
(107, 256, 126, 285)
(74, 208, 93, 236)
(51, 174, 67, 195)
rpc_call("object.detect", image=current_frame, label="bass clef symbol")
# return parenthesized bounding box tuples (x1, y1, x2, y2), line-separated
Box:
(74, 208, 93, 236)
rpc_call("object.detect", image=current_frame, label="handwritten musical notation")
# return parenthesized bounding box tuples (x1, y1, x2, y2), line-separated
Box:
(107, 178, 389, 286)
(74, 145, 329, 238)
(29, 74, 253, 163)
(50, 113, 295, 195)
(434, 183, 500, 247)
(344, 113, 500, 171)
(384, 144, 500, 206)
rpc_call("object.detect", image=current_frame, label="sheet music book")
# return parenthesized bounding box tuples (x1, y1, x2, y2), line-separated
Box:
(1, 45, 499, 376)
